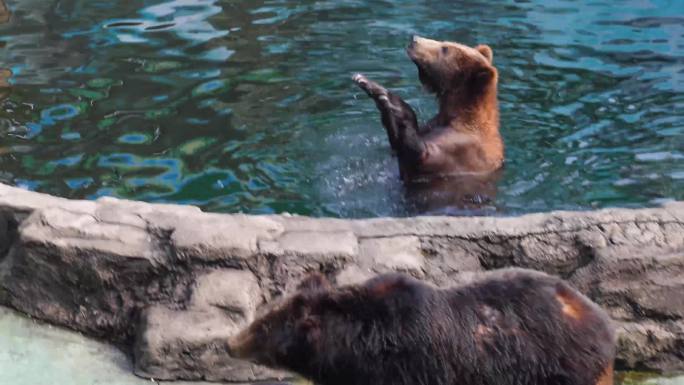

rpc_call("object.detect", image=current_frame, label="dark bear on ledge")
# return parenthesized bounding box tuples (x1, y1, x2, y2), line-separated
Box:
(228, 268, 615, 385)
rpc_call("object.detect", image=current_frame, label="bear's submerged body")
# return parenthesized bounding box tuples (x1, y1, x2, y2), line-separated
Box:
(228, 268, 615, 385)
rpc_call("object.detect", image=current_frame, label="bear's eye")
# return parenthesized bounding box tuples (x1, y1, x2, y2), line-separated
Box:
(441, 46, 449, 54)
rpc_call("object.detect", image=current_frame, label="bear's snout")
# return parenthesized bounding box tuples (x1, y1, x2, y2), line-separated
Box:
(407, 35, 422, 52)
(408, 35, 419, 48)
(406, 35, 440, 64)
(227, 328, 256, 360)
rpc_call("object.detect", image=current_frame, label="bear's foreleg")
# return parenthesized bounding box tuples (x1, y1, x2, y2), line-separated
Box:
(352, 73, 426, 166)
(353, 73, 403, 151)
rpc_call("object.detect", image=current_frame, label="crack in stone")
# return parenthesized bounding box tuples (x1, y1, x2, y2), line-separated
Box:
(356, 218, 683, 243)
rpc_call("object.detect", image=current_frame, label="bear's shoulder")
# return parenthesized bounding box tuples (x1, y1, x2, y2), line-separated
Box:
(362, 273, 428, 296)
(348, 273, 437, 313)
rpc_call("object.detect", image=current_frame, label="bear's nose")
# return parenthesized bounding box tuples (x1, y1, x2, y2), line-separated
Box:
(409, 35, 419, 49)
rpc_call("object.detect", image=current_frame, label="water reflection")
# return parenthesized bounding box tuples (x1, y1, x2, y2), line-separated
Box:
(0, 0, 682, 216)
(0, 0, 8, 24)
(0, 69, 10, 102)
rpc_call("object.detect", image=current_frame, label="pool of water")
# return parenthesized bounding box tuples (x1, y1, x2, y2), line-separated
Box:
(0, 0, 682, 217)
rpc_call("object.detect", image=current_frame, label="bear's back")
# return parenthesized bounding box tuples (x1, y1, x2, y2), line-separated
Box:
(441, 268, 615, 385)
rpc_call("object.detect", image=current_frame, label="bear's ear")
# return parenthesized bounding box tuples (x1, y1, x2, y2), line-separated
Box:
(471, 65, 496, 89)
(475, 44, 493, 64)
(297, 273, 332, 293)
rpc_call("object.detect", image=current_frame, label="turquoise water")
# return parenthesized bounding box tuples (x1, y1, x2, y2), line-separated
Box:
(0, 0, 682, 217)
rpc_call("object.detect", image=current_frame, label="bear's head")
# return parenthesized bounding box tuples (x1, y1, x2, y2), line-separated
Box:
(227, 273, 333, 372)
(406, 36, 496, 97)
(227, 272, 421, 382)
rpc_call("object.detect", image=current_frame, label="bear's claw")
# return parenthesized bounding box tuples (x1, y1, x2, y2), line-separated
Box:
(353, 73, 389, 99)
(352, 73, 368, 86)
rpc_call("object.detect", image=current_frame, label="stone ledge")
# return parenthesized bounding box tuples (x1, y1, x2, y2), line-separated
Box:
(0, 182, 683, 380)
(134, 305, 288, 382)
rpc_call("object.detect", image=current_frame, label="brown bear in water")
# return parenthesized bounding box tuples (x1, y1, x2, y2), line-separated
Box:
(353, 36, 503, 181)
(228, 268, 615, 385)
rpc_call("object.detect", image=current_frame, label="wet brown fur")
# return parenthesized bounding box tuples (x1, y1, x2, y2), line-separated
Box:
(0, 0, 9, 24)
(354, 37, 503, 180)
(0, 69, 11, 102)
(596, 362, 614, 385)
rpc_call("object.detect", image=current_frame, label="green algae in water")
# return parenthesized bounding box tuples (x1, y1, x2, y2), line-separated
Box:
(241, 68, 289, 84)
(87, 78, 122, 89)
(178, 137, 217, 156)
(142, 60, 185, 73)
(68, 88, 108, 101)
(144, 107, 175, 120)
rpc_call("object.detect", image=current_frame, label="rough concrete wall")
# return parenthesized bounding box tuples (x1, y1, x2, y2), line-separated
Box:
(0, 182, 682, 381)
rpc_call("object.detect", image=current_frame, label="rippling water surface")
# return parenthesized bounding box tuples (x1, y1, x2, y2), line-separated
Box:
(0, 0, 682, 217)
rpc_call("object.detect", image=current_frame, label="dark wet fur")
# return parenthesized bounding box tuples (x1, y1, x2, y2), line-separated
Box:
(233, 269, 615, 385)
(353, 74, 425, 174)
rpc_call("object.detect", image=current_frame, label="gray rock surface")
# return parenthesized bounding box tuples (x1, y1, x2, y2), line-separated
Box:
(0, 305, 297, 385)
(359, 236, 425, 276)
(134, 305, 288, 382)
(0, 182, 683, 380)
